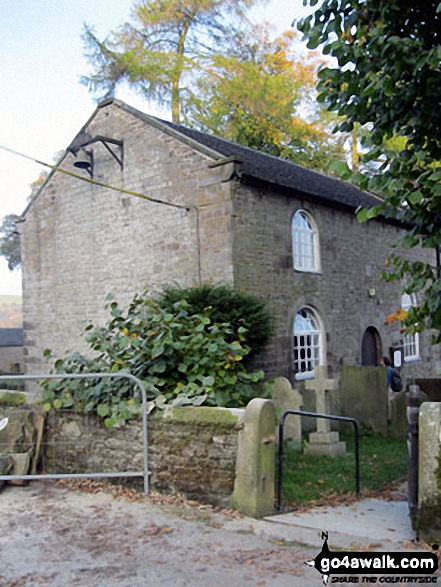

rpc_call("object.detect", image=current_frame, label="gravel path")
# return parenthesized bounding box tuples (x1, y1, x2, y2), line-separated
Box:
(0, 482, 317, 587)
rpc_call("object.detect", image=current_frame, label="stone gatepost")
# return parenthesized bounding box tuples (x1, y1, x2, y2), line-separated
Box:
(417, 402, 441, 541)
(232, 398, 275, 518)
(303, 366, 346, 457)
(272, 377, 303, 445)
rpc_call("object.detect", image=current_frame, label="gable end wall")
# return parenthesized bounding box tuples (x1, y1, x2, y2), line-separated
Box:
(22, 104, 234, 373)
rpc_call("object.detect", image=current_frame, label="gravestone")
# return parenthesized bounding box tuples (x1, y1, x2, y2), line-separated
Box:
(272, 377, 303, 445)
(390, 391, 407, 438)
(339, 366, 388, 436)
(303, 366, 346, 457)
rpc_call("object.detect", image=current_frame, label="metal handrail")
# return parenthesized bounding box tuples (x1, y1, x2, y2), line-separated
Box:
(0, 372, 149, 494)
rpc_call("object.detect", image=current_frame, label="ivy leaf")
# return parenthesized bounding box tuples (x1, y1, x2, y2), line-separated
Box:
(97, 404, 110, 417)
(201, 376, 215, 387)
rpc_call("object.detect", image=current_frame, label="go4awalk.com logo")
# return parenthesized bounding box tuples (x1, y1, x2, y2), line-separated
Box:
(306, 532, 438, 585)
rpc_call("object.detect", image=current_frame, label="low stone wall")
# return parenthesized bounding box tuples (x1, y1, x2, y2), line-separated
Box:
(43, 400, 276, 516)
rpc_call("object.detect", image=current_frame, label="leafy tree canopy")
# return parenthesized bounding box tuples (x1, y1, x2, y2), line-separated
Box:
(82, 1, 346, 173)
(298, 0, 441, 341)
(82, 0, 263, 123)
(156, 283, 274, 358)
(0, 215, 20, 271)
(189, 24, 345, 171)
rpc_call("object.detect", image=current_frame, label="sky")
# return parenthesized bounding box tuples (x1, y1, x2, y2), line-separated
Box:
(0, 0, 311, 296)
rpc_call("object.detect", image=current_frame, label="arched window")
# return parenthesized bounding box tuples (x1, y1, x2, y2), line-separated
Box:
(292, 210, 320, 272)
(293, 306, 324, 379)
(401, 293, 420, 361)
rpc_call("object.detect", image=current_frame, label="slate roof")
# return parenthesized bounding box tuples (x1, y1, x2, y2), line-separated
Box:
(158, 117, 384, 213)
(0, 328, 23, 347)
(24, 98, 385, 219)
(96, 99, 383, 215)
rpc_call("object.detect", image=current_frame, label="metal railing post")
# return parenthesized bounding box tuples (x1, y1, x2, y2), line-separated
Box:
(0, 372, 149, 494)
(277, 410, 360, 511)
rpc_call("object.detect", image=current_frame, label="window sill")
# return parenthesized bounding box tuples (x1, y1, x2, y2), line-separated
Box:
(295, 371, 316, 381)
(404, 356, 421, 364)
(293, 268, 322, 275)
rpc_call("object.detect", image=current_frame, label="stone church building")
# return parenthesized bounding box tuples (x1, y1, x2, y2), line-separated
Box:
(20, 98, 440, 384)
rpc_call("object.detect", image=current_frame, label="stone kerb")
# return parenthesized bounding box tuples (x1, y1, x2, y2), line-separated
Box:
(417, 402, 441, 541)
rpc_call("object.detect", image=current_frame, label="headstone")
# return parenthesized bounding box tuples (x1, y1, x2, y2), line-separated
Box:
(272, 377, 303, 445)
(390, 391, 407, 438)
(339, 366, 388, 436)
(303, 366, 346, 457)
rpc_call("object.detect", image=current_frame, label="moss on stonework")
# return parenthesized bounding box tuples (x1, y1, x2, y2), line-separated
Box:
(416, 495, 441, 541)
(416, 447, 441, 540)
(161, 407, 240, 426)
(0, 392, 27, 407)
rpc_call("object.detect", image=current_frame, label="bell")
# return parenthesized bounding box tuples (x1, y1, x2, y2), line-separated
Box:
(73, 149, 93, 170)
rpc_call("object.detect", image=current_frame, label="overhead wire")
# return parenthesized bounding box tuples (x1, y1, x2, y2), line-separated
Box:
(0, 144, 190, 211)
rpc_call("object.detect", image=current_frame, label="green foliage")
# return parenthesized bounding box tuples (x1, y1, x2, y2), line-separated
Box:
(1, 158, 62, 271)
(298, 1, 441, 342)
(41, 292, 266, 426)
(188, 24, 346, 173)
(0, 215, 21, 270)
(156, 283, 274, 359)
(81, 0, 261, 122)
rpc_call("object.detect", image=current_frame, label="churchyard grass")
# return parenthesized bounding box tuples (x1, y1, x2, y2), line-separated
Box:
(280, 428, 407, 507)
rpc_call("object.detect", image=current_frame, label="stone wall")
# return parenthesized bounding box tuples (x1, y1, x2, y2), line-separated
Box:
(21, 101, 235, 375)
(231, 182, 439, 383)
(44, 406, 242, 507)
(43, 401, 276, 516)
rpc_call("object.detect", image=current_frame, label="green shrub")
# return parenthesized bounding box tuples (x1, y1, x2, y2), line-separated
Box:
(156, 284, 274, 358)
(41, 292, 266, 426)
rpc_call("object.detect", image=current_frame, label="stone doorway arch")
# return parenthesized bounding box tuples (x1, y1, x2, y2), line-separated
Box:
(361, 326, 382, 366)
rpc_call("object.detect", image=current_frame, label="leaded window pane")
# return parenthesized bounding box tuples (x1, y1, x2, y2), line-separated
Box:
(401, 294, 420, 360)
(292, 211, 319, 272)
(293, 307, 323, 378)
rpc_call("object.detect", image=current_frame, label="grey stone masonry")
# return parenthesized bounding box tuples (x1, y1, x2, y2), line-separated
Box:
(231, 181, 439, 381)
(22, 102, 235, 374)
(44, 407, 243, 508)
(21, 98, 440, 384)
